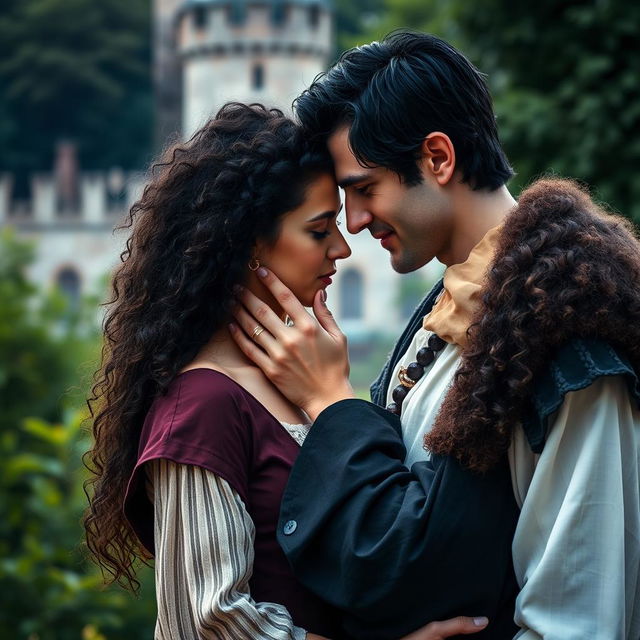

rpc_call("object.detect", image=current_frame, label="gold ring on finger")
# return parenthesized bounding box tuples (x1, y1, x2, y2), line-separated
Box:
(251, 325, 265, 340)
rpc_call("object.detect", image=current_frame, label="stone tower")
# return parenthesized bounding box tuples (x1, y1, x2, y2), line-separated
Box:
(154, 0, 185, 147)
(174, 0, 333, 138)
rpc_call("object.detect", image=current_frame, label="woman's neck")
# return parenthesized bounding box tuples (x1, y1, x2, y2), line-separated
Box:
(195, 324, 254, 371)
(193, 285, 287, 372)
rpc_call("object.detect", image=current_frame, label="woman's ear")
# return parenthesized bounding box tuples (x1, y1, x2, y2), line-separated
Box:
(419, 132, 456, 186)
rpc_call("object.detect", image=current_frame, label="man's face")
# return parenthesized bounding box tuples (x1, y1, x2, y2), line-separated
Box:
(327, 126, 454, 273)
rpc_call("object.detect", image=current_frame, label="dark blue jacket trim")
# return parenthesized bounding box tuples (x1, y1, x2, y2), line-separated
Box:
(524, 338, 640, 453)
(370, 279, 444, 407)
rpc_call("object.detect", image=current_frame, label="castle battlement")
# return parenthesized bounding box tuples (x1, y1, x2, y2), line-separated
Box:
(4, 0, 443, 332)
(173, 0, 332, 136)
(177, 1, 332, 57)
(0, 170, 146, 230)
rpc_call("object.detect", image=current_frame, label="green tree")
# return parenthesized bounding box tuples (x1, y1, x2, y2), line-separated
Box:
(0, 0, 152, 179)
(0, 229, 98, 436)
(342, 0, 640, 223)
(0, 230, 156, 638)
(456, 0, 640, 223)
(0, 412, 156, 640)
(334, 0, 387, 55)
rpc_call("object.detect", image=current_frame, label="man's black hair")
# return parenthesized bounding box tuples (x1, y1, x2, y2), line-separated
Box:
(294, 30, 514, 190)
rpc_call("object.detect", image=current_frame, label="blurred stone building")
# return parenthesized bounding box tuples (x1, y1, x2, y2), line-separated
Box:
(1, 0, 441, 335)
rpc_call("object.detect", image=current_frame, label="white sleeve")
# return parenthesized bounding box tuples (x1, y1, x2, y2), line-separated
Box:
(512, 376, 640, 640)
(150, 458, 307, 640)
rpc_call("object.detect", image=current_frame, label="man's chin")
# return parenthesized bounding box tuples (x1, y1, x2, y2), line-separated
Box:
(390, 253, 429, 274)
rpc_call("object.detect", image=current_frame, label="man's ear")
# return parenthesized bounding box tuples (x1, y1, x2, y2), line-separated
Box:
(419, 132, 456, 186)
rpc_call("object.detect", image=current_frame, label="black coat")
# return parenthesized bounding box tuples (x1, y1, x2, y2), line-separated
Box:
(277, 281, 640, 640)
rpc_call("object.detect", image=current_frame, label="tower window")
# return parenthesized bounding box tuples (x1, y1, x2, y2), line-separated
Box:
(228, 2, 246, 26)
(193, 6, 207, 29)
(252, 64, 265, 90)
(308, 5, 320, 29)
(272, 2, 287, 26)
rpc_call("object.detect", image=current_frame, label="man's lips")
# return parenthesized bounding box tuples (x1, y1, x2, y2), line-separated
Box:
(372, 230, 394, 249)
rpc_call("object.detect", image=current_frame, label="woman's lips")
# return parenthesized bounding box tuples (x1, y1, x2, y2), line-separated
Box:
(318, 270, 336, 286)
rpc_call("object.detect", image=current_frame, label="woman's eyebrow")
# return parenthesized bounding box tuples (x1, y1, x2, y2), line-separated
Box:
(307, 203, 343, 223)
(307, 210, 337, 222)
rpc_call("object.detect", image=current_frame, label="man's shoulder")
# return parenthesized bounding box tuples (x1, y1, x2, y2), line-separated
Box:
(524, 339, 640, 452)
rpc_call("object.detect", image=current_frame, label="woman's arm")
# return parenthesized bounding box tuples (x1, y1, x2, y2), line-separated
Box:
(151, 458, 308, 639)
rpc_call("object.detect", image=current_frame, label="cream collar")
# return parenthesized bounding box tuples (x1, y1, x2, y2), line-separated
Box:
(423, 225, 502, 347)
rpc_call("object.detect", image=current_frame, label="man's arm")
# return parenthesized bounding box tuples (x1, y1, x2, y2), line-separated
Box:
(512, 375, 640, 639)
(277, 399, 520, 640)
(230, 270, 519, 639)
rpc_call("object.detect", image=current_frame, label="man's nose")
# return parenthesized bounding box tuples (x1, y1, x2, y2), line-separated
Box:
(345, 200, 373, 235)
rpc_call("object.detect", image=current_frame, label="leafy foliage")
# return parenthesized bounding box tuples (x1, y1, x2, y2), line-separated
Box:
(0, 231, 156, 639)
(0, 0, 152, 178)
(0, 229, 99, 435)
(342, 0, 640, 223)
(458, 0, 640, 223)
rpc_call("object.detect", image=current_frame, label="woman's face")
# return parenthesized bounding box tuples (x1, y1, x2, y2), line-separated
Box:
(255, 173, 351, 307)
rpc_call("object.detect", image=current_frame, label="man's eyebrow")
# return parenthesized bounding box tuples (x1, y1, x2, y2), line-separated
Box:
(337, 174, 370, 189)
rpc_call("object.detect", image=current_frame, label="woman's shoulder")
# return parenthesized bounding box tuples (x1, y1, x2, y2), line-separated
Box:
(167, 367, 252, 416)
(140, 369, 263, 462)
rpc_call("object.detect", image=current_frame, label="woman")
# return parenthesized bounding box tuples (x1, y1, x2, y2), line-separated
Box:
(84, 103, 488, 640)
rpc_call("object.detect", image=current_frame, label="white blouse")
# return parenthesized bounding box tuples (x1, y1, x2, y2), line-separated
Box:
(388, 325, 640, 639)
(147, 421, 311, 640)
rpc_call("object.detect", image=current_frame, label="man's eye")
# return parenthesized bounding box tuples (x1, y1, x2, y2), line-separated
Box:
(356, 185, 372, 196)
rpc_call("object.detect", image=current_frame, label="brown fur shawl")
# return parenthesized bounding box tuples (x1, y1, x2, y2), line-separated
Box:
(425, 178, 640, 472)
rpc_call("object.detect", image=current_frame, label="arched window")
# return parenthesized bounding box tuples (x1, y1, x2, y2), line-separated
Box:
(193, 6, 207, 29)
(56, 267, 81, 308)
(252, 63, 265, 90)
(340, 268, 363, 320)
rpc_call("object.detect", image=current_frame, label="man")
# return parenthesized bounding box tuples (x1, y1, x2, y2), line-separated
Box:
(230, 31, 640, 639)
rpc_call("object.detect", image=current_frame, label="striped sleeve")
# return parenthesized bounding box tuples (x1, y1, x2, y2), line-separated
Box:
(150, 458, 307, 640)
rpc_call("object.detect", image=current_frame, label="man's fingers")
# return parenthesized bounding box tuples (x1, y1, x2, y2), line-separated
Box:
(255, 268, 308, 323)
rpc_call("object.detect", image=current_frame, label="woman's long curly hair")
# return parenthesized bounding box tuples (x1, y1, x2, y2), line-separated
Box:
(84, 103, 332, 590)
(425, 178, 640, 472)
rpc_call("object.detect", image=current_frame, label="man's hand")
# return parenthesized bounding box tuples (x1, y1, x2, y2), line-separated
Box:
(230, 268, 354, 420)
(400, 616, 489, 639)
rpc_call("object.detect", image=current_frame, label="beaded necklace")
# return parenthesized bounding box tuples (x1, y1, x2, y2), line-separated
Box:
(386, 333, 447, 415)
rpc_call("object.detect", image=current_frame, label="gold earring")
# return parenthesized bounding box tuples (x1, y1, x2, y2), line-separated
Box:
(248, 258, 261, 271)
